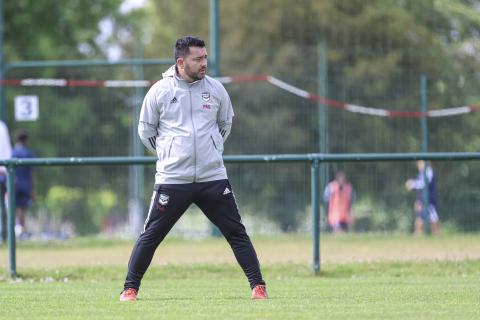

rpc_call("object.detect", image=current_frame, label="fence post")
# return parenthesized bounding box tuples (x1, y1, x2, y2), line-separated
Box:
(209, 0, 223, 237)
(420, 75, 428, 153)
(318, 40, 329, 195)
(210, 0, 220, 77)
(311, 159, 320, 273)
(7, 163, 16, 276)
(420, 75, 430, 234)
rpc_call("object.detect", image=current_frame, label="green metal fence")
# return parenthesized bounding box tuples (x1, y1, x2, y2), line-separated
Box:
(2, 151, 480, 277)
(3, 49, 480, 243)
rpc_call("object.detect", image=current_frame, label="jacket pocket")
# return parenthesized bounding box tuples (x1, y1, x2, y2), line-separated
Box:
(167, 137, 174, 158)
(157, 136, 174, 161)
(210, 133, 224, 154)
(201, 134, 223, 172)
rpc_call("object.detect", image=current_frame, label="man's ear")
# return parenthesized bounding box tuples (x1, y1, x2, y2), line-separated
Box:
(176, 58, 184, 70)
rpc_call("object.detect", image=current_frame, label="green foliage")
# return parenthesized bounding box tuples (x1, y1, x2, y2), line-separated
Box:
(353, 197, 412, 232)
(45, 185, 91, 234)
(45, 186, 84, 220)
(87, 189, 118, 228)
(45, 185, 119, 235)
(442, 190, 480, 231)
(242, 181, 309, 232)
(140, 0, 480, 233)
(4, 0, 141, 234)
(4, 0, 137, 60)
(4, 0, 480, 232)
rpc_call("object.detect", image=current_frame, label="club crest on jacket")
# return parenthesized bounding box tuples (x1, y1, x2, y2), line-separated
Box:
(201, 92, 210, 102)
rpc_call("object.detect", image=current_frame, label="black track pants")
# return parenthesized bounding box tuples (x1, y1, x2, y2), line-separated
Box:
(123, 179, 265, 290)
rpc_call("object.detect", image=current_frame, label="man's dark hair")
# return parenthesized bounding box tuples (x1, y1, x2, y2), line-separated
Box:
(174, 36, 205, 62)
(15, 130, 29, 144)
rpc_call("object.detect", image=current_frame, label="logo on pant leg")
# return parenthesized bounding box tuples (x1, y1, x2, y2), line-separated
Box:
(158, 193, 170, 206)
(222, 187, 231, 195)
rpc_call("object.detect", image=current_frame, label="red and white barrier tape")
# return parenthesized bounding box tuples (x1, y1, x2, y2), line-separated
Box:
(0, 79, 155, 87)
(1, 76, 479, 118)
(264, 76, 480, 118)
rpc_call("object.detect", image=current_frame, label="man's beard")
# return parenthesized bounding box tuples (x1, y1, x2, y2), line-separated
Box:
(185, 64, 206, 81)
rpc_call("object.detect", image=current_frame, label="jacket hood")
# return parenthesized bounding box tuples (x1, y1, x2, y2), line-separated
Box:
(162, 65, 176, 78)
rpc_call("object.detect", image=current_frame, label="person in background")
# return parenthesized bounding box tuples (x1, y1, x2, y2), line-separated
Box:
(405, 160, 440, 235)
(119, 36, 267, 301)
(0, 120, 12, 242)
(12, 130, 35, 238)
(323, 171, 355, 233)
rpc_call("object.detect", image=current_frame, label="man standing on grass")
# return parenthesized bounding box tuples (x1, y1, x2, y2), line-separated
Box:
(120, 36, 267, 301)
(12, 130, 35, 239)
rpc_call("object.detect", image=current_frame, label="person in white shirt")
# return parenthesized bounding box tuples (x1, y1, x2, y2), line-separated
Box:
(0, 120, 12, 241)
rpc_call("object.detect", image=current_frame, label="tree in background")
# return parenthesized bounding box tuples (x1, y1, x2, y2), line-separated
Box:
(4, 0, 147, 234)
(138, 0, 480, 231)
(4, 0, 480, 232)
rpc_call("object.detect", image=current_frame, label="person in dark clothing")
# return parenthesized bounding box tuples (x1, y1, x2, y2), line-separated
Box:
(405, 160, 440, 235)
(12, 130, 35, 238)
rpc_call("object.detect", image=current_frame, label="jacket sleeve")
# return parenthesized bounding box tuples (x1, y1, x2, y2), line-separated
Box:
(410, 167, 433, 190)
(138, 86, 160, 155)
(216, 83, 234, 142)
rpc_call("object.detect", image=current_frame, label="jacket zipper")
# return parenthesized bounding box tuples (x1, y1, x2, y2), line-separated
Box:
(189, 89, 197, 182)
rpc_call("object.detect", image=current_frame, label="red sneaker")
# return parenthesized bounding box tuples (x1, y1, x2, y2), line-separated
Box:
(119, 288, 138, 301)
(251, 285, 268, 300)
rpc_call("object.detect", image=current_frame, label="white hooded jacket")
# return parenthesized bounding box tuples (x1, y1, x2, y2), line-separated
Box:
(0, 120, 12, 176)
(138, 65, 234, 184)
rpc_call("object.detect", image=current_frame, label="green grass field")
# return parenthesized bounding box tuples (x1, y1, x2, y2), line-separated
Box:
(1, 234, 480, 319)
